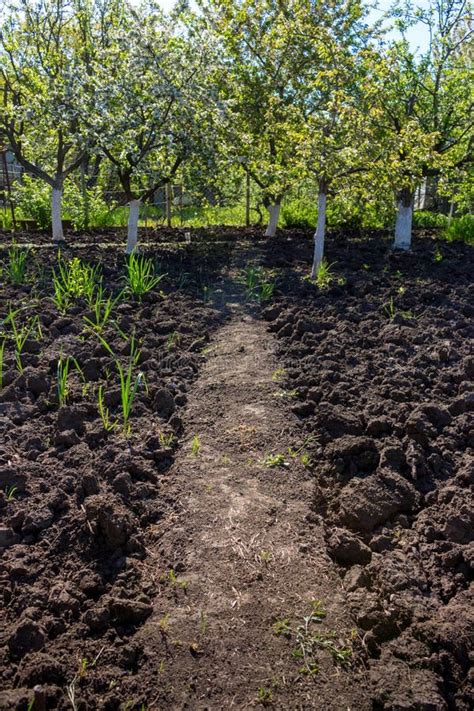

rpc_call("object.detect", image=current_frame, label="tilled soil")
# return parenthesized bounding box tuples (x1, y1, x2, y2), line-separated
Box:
(0, 227, 472, 710)
(261, 231, 473, 709)
(0, 237, 234, 709)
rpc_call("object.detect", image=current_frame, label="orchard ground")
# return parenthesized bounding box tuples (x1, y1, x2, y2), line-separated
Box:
(0, 226, 472, 710)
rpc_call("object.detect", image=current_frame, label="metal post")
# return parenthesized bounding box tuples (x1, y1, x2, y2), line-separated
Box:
(165, 183, 172, 228)
(245, 170, 250, 227)
(1, 149, 17, 231)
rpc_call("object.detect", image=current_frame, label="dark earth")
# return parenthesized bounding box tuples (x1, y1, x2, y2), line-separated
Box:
(0, 225, 472, 710)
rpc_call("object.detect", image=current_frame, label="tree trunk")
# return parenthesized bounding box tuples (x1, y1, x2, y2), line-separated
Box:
(393, 188, 414, 250)
(126, 199, 141, 254)
(52, 186, 64, 242)
(311, 189, 327, 278)
(264, 203, 280, 237)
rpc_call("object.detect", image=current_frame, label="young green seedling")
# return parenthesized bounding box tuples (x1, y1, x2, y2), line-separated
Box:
(84, 286, 123, 333)
(191, 435, 200, 456)
(57, 355, 82, 406)
(6, 307, 42, 373)
(97, 384, 118, 432)
(124, 252, 164, 296)
(7, 242, 29, 285)
(96, 332, 146, 435)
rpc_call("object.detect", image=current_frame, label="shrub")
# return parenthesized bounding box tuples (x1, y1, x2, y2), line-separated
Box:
(444, 215, 474, 245)
(63, 181, 112, 230)
(281, 200, 316, 229)
(412, 211, 449, 229)
(14, 174, 51, 228)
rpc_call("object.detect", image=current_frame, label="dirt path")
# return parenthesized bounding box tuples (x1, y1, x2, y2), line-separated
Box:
(135, 278, 371, 709)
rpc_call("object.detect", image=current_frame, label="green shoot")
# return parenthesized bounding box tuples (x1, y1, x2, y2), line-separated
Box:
(240, 266, 275, 302)
(97, 385, 117, 432)
(199, 610, 208, 635)
(383, 296, 396, 319)
(52, 255, 100, 311)
(256, 688, 273, 705)
(259, 281, 275, 302)
(272, 618, 292, 638)
(6, 307, 42, 373)
(314, 259, 336, 289)
(160, 568, 187, 589)
(5, 485, 17, 501)
(262, 453, 288, 468)
(158, 431, 175, 448)
(84, 285, 123, 333)
(7, 242, 29, 285)
(57, 355, 81, 406)
(96, 333, 146, 434)
(166, 331, 181, 351)
(124, 252, 164, 296)
(191, 435, 200, 456)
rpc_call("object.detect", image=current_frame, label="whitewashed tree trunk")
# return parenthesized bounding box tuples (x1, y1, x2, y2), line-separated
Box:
(264, 203, 280, 237)
(126, 199, 141, 254)
(311, 191, 327, 278)
(393, 201, 413, 250)
(51, 186, 64, 242)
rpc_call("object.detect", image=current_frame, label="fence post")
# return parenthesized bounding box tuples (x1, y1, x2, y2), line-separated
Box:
(165, 183, 172, 228)
(245, 170, 250, 227)
(1, 149, 17, 230)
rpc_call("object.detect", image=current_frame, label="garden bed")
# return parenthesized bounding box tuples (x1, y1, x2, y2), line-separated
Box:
(262, 232, 473, 709)
(0, 236, 234, 709)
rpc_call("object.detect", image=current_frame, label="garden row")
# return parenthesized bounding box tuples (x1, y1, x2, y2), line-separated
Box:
(0, 236, 235, 710)
(262, 233, 473, 709)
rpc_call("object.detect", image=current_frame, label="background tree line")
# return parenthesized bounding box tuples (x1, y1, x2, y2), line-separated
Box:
(1, 0, 472, 272)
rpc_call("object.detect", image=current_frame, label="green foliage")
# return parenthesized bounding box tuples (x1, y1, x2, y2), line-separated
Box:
(281, 200, 317, 230)
(14, 175, 51, 228)
(124, 253, 164, 296)
(444, 215, 474, 245)
(63, 181, 112, 231)
(412, 211, 449, 229)
(0, 208, 14, 230)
